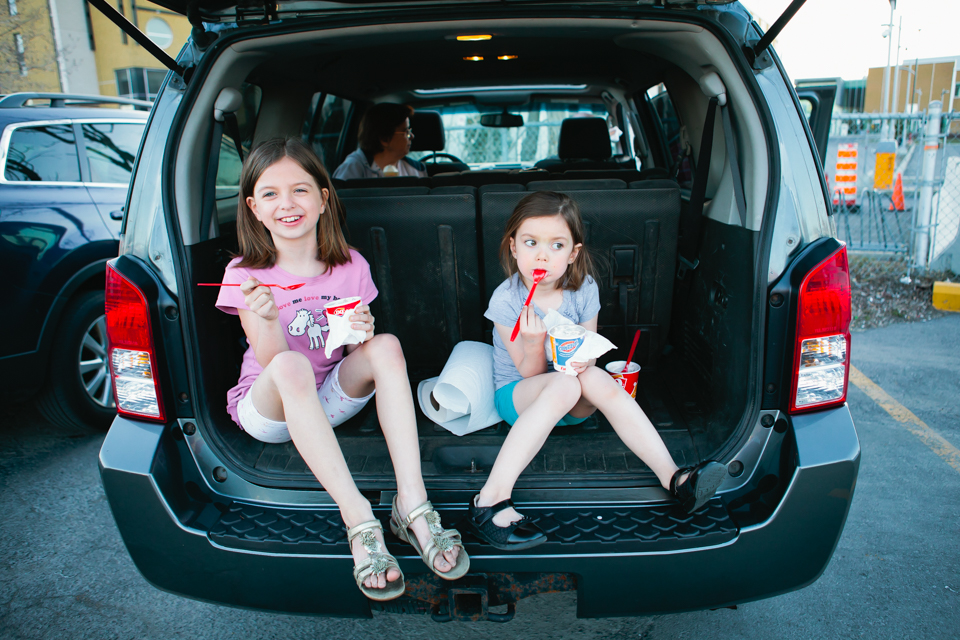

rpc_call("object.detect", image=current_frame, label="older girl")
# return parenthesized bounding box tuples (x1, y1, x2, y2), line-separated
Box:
(215, 138, 467, 599)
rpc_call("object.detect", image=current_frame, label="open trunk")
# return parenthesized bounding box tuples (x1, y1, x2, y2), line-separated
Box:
(173, 7, 766, 496)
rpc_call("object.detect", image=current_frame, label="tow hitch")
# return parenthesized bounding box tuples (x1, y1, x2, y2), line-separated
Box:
(433, 575, 513, 622)
(372, 573, 576, 622)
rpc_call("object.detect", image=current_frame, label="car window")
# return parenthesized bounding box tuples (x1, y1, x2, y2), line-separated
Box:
(4, 124, 81, 182)
(648, 86, 693, 188)
(215, 83, 263, 196)
(81, 122, 145, 184)
(407, 102, 611, 169)
(305, 93, 351, 168)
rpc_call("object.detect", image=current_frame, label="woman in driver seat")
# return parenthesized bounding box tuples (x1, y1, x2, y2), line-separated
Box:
(333, 103, 428, 180)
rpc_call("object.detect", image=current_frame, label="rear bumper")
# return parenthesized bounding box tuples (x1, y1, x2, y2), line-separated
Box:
(100, 406, 859, 618)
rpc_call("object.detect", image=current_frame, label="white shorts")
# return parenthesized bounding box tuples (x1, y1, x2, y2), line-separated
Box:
(236, 360, 375, 444)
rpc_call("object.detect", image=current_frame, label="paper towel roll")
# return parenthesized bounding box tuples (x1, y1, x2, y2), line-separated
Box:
(417, 341, 501, 436)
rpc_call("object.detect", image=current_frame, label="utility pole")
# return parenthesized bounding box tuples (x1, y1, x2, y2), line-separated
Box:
(916, 100, 942, 270)
(881, 0, 896, 138)
(891, 16, 903, 119)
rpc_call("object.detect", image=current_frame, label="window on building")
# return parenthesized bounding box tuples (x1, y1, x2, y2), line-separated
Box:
(115, 68, 167, 101)
(146, 69, 166, 96)
(8, 0, 18, 16)
(954, 83, 960, 99)
(14, 33, 26, 76)
(145, 17, 173, 50)
(82, 123, 146, 184)
(116, 0, 127, 44)
(4, 125, 81, 182)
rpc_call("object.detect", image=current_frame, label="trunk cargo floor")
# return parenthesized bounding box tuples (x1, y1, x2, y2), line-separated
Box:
(246, 372, 705, 488)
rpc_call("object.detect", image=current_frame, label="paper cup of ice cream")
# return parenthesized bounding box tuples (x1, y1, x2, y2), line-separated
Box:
(548, 325, 587, 374)
(323, 296, 362, 319)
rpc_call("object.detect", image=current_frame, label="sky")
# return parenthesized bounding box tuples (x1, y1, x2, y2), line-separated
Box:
(747, 0, 960, 82)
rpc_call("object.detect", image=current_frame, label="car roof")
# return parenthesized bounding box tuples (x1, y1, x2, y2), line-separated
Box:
(0, 107, 150, 130)
(146, 0, 733, 22)
(0, 93, 152, 123)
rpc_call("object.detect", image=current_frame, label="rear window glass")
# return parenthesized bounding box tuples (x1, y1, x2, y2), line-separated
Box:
(82, 122, 145, 184)
(648, 86, 693, 188)
(215, 83, 263, 197)
(305, 93, 352, 168)
(407, 102, 611, 169)
(4, 124, 81, 182)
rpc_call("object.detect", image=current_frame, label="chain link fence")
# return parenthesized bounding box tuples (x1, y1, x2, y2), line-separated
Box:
(929, 112, 960, 273)
(825, 108, 960, 275)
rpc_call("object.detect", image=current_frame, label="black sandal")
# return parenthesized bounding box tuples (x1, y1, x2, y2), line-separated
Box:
(463, 495, 547, 550)
(670, 461, 726, 514)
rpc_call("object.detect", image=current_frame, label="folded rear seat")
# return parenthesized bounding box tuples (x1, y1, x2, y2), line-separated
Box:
(479, 178, 680, 367)
(338, 186, 484, 375)
(429, 168, 551, 188)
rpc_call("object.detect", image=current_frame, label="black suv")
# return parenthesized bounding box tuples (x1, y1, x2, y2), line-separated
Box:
(0, 93, 150, 430)
(96, 0, 858, 621)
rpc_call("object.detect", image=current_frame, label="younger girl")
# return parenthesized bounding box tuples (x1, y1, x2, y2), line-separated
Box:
(215, 138, 467, 600)
(466, 191, 725, 550)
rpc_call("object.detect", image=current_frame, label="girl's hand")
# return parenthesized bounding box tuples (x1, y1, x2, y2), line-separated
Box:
(570, 360, 590, 374)
(240, 277, 279, 321)
(349, 304, 376, 341)
(518, 305, 546, 347)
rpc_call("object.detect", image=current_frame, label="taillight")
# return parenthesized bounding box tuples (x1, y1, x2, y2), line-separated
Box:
(106, 263, 165, 422)
(789, 245, 851, 413)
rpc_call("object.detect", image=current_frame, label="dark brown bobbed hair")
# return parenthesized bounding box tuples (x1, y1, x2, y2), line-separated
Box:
(235, 137, 351, 271)
(499, 191, 595, 291)
(358, 103, 415, 156)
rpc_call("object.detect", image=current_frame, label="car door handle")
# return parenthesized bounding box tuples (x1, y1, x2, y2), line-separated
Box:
(110, 209, 124, 220)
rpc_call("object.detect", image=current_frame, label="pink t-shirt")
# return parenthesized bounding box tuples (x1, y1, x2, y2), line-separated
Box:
(215, 249, 378, 427)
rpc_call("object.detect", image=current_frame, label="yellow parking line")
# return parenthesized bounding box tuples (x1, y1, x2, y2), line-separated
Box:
(849, 366, 960, 474)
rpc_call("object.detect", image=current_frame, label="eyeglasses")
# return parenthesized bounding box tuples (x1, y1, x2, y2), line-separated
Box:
(394, 127, 414, 139)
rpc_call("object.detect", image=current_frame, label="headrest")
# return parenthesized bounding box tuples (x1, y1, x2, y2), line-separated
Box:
(558, 117, 612, 160)
(409, 111, 445, 152)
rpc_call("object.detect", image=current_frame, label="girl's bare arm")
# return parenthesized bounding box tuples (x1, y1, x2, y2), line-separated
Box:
(238, 278, 290, 366)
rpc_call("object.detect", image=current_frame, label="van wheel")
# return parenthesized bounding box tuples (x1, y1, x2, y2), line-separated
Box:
(36, 291, 115, 432)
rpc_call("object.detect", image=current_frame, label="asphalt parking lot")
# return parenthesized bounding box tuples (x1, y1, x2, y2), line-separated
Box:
(1, 315, 958, 639)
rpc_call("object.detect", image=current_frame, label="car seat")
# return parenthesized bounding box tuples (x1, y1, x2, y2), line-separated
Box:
(534, 117, 627, 172)
(409, 110, 470, 176)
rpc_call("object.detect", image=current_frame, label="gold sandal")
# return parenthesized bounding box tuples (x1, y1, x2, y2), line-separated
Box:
(389, 496, 470, 580)
(346, 519, 405, 601)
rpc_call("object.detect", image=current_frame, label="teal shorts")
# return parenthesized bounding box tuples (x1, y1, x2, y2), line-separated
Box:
(494, 380, 589, 427)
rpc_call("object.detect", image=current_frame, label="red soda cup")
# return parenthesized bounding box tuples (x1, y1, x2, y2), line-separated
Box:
(605, 361, 640, 398)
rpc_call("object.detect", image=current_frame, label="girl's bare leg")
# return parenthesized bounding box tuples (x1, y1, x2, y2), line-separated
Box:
(477, 372, 582, 527)
(337, 333, 458, 572)
(249, 350, 397, 589)
(574, 366, 681, 489)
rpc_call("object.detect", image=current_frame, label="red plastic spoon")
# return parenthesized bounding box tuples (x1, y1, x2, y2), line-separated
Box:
(510, 269, 547, 342)
(197, 282, 306, 291)
(622, 328, 641, 373)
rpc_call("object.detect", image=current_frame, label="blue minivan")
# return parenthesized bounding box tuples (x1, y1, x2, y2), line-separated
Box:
(0, 93, 149, 430)
(95, 0, 858, 621)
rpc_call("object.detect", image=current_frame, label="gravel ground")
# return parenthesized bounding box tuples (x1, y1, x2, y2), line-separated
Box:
(849, 254, 956, 331)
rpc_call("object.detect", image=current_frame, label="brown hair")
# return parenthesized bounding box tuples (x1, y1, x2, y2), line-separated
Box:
(499, 191, 595, 291)
(235, 137, 351, 271)
(358, 103, 414, 156)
